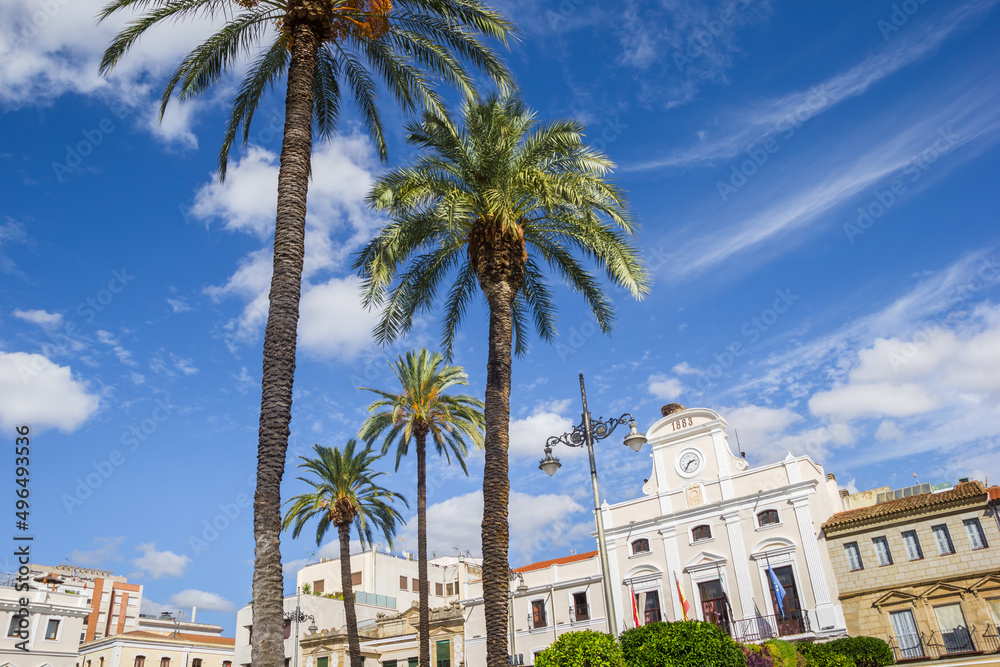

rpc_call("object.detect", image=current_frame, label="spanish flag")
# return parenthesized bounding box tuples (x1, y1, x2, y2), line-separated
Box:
(675, 573, 690, 621)
(630, 583, 641, 627)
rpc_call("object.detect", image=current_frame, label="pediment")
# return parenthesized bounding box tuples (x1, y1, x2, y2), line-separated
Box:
(969, 574, 1000, 593)
(920, 582, 967, 600)
(684, 551, 728, 572)
(873, 590, 919, 609)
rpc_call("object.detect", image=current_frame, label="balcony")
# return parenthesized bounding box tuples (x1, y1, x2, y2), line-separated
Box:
(711, 610, 811, 643)
(886, 624, 1000, 662)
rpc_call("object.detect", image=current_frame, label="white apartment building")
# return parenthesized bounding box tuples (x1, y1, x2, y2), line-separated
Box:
(0, 577, 90, 667)
(463, 403, 849, 665)
(235, 550, 482, 667)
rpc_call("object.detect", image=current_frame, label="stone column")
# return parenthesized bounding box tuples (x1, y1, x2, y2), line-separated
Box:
(790, 496, 838, 630)
(722, 511, 756, 619)
(659, 526, 684, 620)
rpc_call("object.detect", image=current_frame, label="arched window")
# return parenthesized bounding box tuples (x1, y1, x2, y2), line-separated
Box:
(160, 658, 170, 667)
(757, 510, 780, 527)
(631, 538, 650, 555)
(192, 660, 202, 667)
(692, 525, 712, 542)
(134, 656, 145, 667)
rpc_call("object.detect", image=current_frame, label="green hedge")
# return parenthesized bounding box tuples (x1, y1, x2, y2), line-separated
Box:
(619, 621, 746, 667)
(762, 639, 799, 667)
(534, 630, 624, 667)
(795, 642, 855, 667)
(826, 637, 894, 667)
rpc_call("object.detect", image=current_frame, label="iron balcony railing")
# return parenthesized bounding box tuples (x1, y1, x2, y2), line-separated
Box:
(711, 609, 810, 643)
(887, 625, 1000, 662)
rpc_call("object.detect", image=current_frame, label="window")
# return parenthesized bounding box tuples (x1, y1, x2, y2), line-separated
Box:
(902, 530, 924, 560)
(631, 538, 650, 555)
(964, 518, 988, 549)
(436, 583, 443, 596)
(934, 603, 975, 654)
(283, 618, 291, 639)
(572, 592, 589, 622)
(890, 610, 924, 660)
(988, 598, 1000, 625)
(531, 600, 547, 629)
(191, 660, 202, 667)
(844, 542, 864, 571)
(351, 572, 362, 587)
(411, 578, 419, 592)
(383, 662, 396, 667)
(316, 659, 327, 667)
(642, 590, 662, 624)
(135, 657, 145, 667)
(45, 619, 60, 640)
(446, 583, 454, 596)
(224, 662, 232, 667)
(757, 510, 780, 527)
(873, 536, 893, 566)
(436, 639, 451, 667)
(932, 524, 955, 555)
(7, 615, 22, 637)
(692, 525, 712, 542)
(160, 659, 170, 667)
(313, 580, 325, 594)
(399, 576, 408, 591)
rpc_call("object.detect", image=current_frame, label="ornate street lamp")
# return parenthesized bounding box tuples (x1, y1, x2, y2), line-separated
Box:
(538, 374, 648, 636)
(285, 600, 316, 667)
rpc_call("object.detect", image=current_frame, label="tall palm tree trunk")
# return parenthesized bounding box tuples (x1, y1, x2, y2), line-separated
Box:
(416, 432, 430, 667)
(338, 521, 363, 666)
(251, 17, 320, 667)
(481, 282, 517, 667)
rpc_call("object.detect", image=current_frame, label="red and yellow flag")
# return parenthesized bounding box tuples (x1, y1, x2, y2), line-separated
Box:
(630, 583, 641, 627)
(675, 573, 690, 621)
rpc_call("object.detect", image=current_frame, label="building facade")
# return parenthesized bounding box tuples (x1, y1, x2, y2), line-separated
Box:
(0, 581, 90, 667)
(462, 404, 849, 665)
(27, 565, 143, 644)
(77, 631, 235, 667)
(822, 480, 1000, 662)
(601, 405, 846, 641)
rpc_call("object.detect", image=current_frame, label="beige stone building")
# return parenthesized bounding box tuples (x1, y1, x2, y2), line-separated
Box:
(299, 602, 464, 667)
(77, 631, 235, 667)
(822, 480, 1000, 661)
(0, 579, 90, 667)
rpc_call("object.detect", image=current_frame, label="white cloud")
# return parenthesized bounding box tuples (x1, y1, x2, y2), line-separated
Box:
(0, 352, 100, 433)
(131, 543, 191, 580)
(722, 404, 802, 450)
(508, 402, 577, 460)
(647, 373, 683, 400)
(809, 382, 940, 421)
(96, 329, 137, 366)
(297, 277, 381, 361)
(167, 298, 192, 314)
(402, 489, 588, 562)
(875, 421, 905, 442)
(13, 308, 63, 327)
(68, 536, 125, 566)
(168, 589, 235, 612)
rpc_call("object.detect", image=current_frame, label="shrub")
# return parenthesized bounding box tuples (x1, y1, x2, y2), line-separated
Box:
(796, 642, 856, 667)
(742, 643, 777, 667)
(619, 621, 746, 667)
(763, 639, 800, 667)
(535, 630, 624, 667)
(827, 637, 894, 667)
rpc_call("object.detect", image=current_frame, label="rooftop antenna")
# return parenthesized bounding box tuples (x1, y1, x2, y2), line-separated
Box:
(735, 430, 746, 458)
(913, 473, 919, 484)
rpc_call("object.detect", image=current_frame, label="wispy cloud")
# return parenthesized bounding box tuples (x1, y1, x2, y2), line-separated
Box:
(628, 0, 1000, 171)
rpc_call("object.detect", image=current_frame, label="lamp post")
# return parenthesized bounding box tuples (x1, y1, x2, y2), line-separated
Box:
(538, 374, 648, 637)
(285, 592, 317, 667)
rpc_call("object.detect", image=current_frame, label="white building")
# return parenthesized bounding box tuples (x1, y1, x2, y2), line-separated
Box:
(0, 577, 90, 667)
(463, 404, 849, 665)
(235, 549, 482, 667)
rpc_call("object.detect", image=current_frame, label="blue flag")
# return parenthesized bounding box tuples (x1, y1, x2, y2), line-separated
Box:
(767, 564, 787, 617)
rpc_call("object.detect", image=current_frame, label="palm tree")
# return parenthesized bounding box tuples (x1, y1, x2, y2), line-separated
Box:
(354, 92, 650, 666)
(98, 4, 512, 666)
(358, 348, 484, 667)
(282, 440, 406, 666)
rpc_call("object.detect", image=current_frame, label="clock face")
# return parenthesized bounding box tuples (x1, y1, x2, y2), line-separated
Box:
(678, 451, 701, 475)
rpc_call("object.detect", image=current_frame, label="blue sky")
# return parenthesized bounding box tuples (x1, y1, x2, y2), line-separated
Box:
(2, 0, 1000, 634)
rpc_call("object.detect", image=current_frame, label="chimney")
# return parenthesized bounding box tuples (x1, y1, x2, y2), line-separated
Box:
(660, 403, 686, 417)
(191, 606, 196, 623)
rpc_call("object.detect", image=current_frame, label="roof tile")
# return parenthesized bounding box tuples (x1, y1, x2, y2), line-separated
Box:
(513, 551, 598, 573)
(823, 481, 987, 532)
